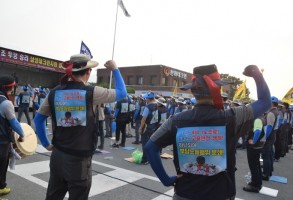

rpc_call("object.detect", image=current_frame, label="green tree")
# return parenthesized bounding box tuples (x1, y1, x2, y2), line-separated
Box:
(220, 74, 250, 101)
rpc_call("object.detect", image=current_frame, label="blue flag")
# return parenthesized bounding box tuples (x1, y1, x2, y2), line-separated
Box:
(80, 41, 93, 58)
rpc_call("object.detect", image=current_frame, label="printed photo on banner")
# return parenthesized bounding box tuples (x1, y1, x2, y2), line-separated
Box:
(176, 126, 227, 176)
(54, 90, 87, 127)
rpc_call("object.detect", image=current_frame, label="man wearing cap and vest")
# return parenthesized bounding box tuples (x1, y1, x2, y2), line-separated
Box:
(16, 85, 31, 125)
(261, 96, 278, 181)
(145, 64, 271, 200)
(139, 91, 159, 165)
(273, 99, 284, 161)
(280, 102, 291, 155)
(174, 97, 188, 115)
(34, 54, 127, 200)
(112, 96, 131, 148)
(132, 95, 146, 144)
(0, 75, 24, 199)
(243, 117, 266, 193)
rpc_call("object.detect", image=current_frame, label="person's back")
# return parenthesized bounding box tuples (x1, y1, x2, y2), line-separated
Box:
(34, 54, 127, 200)
(145, 64, 271, 200)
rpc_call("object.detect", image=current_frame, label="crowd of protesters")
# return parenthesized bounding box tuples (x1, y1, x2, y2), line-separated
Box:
(1, 60, 293, 200)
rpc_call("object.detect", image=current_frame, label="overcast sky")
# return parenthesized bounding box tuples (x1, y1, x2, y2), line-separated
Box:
(1, 0, 292, 100)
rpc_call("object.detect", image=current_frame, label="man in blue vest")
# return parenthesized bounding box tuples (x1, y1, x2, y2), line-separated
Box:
(132, 95, 145, 144)
(34, 54, 127, 200)
(139, 91, 159, 165)
(112, 96, 131, 148)
(16, 85, 31, 125)
(0, 75, 24, 198)
(262, 96, 279, 181)
(145, 64, 271, 200)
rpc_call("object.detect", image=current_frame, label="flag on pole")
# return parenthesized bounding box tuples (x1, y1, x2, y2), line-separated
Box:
(282, 87, 293, 104)
(233, 80, 246, 100)
(118, 0, 131, 17)
(173, 81, 178, 96)
(80, 41, 93, 58)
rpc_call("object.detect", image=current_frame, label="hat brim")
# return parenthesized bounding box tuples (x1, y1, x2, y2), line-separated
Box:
(180, 80, 231, 91)
(62, 60, 99, 71)
(156, 100, 166, 106)
(142, 94, 154, 99)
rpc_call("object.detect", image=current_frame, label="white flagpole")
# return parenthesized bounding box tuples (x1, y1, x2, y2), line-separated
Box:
(109, 0, 120, 89)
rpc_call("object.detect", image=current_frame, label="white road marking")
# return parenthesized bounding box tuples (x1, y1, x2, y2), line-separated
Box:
(9, 145, 245, 199)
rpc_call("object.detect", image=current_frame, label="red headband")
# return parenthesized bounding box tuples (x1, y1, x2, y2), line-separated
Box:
(3, 81, 16, 87)
(63, 62, 76, 82)
(192, 72, 223, 109)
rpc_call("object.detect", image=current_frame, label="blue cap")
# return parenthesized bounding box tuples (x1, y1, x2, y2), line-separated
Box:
(22, 85, 28, 90)
(39, 88, 44, 93)
(191, 97, 197, 104)
(142, 91, 155, 99)
(271, 96, 278, 103)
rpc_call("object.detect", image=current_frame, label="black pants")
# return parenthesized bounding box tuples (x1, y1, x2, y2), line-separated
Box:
(46, 148, 92, 200)
(115, 120, 127, 145)
(98, 120, 104, 148)
(274, 130, 282, 160)
(0, 143, 10, 189)
(247, 146, 262, 187)
(17, 107, 31, 125)
(262, 137, 275, 177)
(141, 127, 156, 163)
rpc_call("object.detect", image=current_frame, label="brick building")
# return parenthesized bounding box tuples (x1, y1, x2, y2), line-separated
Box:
(97, 65, 193, 98)
(0, 46, 64, 89)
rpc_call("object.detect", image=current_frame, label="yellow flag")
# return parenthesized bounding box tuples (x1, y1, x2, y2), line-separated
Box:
(282, 87, 293, 104)
(233, 80, 246, 100)
(173, 81, 178, 96)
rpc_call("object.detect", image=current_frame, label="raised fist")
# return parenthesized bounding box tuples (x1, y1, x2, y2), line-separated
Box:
(104, 60, 118, 70)
(243, 65, 261, 77)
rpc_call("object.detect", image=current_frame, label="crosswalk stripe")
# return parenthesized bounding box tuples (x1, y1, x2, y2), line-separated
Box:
(12, 146, 245, 199)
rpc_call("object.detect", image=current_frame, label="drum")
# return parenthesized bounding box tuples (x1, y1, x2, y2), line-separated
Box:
(13, 123, 38, 158)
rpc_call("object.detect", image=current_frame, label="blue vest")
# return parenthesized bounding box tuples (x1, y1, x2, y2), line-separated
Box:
(170, 104, 237, 200)
(19, 91, 30, 108)
(0, 93, 13, 144)
(145, 102, 158, 130)
(37, 93, 46, 105)
(48, 82, 96, 157)
(116, 98, 130, 123)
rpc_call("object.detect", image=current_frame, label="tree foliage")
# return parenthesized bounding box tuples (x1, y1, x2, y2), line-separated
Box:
(220, 73, 250, 101)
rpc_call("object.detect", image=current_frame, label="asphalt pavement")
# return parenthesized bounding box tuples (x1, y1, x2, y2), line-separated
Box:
(3, 113, 293, 200)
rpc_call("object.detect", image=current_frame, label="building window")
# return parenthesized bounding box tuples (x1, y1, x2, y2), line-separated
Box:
(128, 76, 134, 85)
(173, 79, 177, 86)
(98, 76, 103, 84)
(137, 76, 143, 85)
(181, 81, 185, 87)
(161, 77, 168, 86)
(150, 75, 157, 86)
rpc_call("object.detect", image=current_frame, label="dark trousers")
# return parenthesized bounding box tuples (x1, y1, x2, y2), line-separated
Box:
(98, 120, 104, 148)
(247, 146, 262, 187)
(274, 130, 282, 159)
(32, 104, 38, 119)
(104, 115, 112, 137)
(46, 148, 92, 200)
(262, 137, 275, 177)
(134, 120, 141, 143)
(0, 143, 10, 189)
(281, 124, 290, 154)
(17, 107, 31, 125)
(141, 127, 155, 163)
(115, 120, 127, 145)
